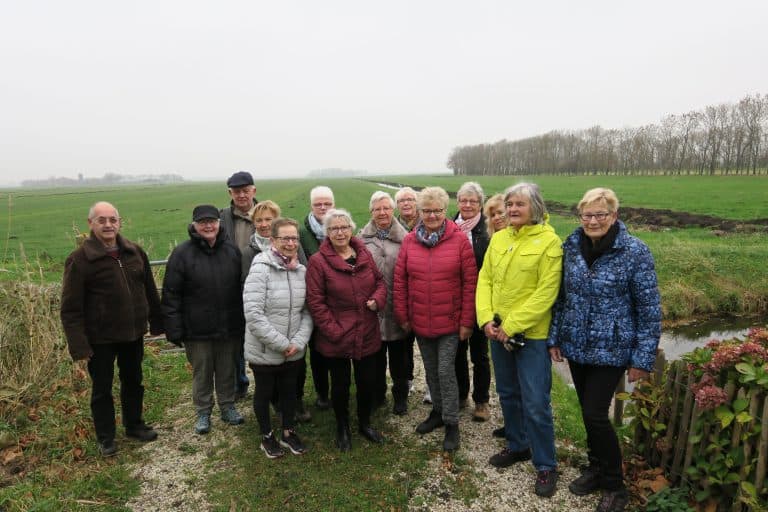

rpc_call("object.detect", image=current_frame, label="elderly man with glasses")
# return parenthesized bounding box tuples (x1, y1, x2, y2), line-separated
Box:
(61, 201, 164, 457)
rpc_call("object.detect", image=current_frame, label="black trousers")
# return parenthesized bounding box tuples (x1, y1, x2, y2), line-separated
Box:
(406, 338, 415, 381)
(455, 326, 491, 404)
(309, 334, 330, 401)
(568, 360, 626, 490)
(327, 353, 377, 426)
(87, 339, 145, 443)
(374, 339, 410, 404)
(251, 362, 299, 435)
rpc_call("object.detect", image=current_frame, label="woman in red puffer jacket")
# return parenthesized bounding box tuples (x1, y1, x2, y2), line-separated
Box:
(393, 187, 477, 452)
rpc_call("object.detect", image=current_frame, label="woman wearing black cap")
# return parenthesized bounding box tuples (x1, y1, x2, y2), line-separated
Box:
(161, 205, 246, 434)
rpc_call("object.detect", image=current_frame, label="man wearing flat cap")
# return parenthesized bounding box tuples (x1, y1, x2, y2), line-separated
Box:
(161, 205, 246, 434)
(220, 171, 258, 399)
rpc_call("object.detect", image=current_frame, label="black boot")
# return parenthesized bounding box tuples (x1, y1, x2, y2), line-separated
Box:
(443, 423, 460, 451)
(336, 420, 352, 451)
(416, 409, 444, 434)
(392, 386, 408, 416)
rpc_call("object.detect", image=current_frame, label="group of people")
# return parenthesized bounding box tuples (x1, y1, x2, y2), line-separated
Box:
(60, 171, 661, 512)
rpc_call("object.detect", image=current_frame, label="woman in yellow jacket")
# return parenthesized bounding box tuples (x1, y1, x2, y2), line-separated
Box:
(476, 182, 563, 498)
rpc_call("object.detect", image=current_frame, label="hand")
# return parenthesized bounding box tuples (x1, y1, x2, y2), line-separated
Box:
(627, 368, 649, 383)
(548, 347, 563, 362)
(284, 344, 298, 357)
(459, 326, 473, 341)
(494, 326, 510, 342)
(400, 322, 411, 333)
(483, 322, 499, 339)
(366, 299, 378, 312)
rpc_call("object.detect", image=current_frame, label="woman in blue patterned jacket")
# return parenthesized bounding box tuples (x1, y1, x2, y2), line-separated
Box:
(548, 188, 661, 512)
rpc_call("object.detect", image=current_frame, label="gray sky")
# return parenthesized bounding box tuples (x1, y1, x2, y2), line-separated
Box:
(1, 0, 766, 186)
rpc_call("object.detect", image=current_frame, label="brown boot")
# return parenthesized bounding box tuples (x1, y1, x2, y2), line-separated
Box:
(473, 402, 490, 422)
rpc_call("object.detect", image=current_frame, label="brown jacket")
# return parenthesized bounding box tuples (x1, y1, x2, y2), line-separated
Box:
(60, 233, 163, 360)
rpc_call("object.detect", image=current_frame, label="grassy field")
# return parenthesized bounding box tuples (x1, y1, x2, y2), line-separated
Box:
(1, 174, 767, 320)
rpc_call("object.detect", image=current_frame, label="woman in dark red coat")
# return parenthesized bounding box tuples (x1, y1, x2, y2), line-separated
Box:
(306, 209, 387, 451)
(393, 187, 478, 452)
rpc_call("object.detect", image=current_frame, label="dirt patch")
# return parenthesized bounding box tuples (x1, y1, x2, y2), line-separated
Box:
(367, 179, 768, 234)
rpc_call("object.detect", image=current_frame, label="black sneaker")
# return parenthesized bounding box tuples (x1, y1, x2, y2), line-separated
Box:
(261, 433, 284, 459)
(99, 439, 117, 457)
(488, 447, 532, 468)
(126, 423, 158, 442)
(279, 429, 307, 455)
(492, 426, 506, 438)
(595, 488, 629, 512)
(535, 469, 558, 497)
(443, 424, 460, 451)
(569, 465, 602, 496)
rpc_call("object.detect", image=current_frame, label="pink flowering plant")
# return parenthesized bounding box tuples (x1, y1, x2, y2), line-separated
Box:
(680, 327, 768, 505)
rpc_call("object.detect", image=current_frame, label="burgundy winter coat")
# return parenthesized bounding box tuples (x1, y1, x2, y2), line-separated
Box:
(306, 237, 387, 360)
(393, 220, 478, 339)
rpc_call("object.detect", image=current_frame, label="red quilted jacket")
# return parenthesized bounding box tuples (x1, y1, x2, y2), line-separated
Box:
(306, 237, 387, 360)
(393, 220, 477, 339)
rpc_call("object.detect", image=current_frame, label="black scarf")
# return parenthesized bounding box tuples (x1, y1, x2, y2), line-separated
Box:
(580, 222, 620, 268)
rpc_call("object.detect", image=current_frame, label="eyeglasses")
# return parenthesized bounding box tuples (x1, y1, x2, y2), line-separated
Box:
(579, 212, 611, 222)
(396, 197, 415, 203)
(91, 216, 121, 225)
(458, 199, 480, 205)
(329, 225, 351, 233)
(275, 236, 299, 243)
(312, 202, 333, 209)
(195, 218, 220, 226)
(421, 208, 444, 216)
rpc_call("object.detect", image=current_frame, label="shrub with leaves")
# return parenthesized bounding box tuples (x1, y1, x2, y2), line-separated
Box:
(681, 328, 768, 508)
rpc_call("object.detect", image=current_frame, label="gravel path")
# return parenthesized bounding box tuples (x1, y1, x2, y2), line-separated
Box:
(126, 347, 600, 511)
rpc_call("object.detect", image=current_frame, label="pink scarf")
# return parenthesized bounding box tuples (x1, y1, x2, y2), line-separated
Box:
(271, 247, 299, 270)
(456, 212, 481, 238)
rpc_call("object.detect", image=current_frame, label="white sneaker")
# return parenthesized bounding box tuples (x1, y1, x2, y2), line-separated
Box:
(423, 389, 432, 404)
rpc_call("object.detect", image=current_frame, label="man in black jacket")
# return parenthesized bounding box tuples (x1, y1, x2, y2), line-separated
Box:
(162, 205, 246, 435)
(61, 201, 164, 457)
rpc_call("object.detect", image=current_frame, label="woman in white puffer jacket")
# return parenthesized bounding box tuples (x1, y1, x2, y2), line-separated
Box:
(243, 217, 313, 459)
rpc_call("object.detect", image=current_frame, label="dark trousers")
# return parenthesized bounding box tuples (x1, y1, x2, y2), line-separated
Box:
(374, 340, 410, 404)
(251, 362, 299, 435)
(327, 353, 377, 426)
(87, 339, 145, 443)
(310, 337, 330, 401)
(406, 338, 415, 381)
(235, 340, 249, 394)
(455, 326, 491, 404)
(568, 360, 626, 490)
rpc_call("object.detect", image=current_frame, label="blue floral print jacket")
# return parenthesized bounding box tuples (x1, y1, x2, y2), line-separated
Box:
(547, 221, 661, 372)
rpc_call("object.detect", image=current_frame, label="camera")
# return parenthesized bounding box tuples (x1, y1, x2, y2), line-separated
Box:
(493, 313, 525, 352)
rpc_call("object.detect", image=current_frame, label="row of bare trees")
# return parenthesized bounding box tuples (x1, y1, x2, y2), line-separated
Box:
(448, 93, 768, 176)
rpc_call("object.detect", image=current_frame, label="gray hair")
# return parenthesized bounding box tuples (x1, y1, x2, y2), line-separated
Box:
(395, 186, 417, 202)
(88, 201, 119, 220)
(457, 181, 485, 206)
(310, 186, 335, 203)
(369, 191, 395, 210)
(416, 186, 449, 211)
(504, 182, 547, 225)
(322, 208, 356, 233)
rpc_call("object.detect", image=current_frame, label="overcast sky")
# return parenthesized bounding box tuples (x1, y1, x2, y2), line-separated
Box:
(1, 0, 766, 186)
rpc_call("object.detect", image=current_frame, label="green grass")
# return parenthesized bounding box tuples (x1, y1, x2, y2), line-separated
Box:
(383, 174, 768, 221)
(0, 347, 189, 512)
(1, 174, 767, 317)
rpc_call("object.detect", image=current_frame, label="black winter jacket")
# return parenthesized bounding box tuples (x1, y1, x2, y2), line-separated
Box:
(161, 225, 244, 344)
(453, 212, 490, 271)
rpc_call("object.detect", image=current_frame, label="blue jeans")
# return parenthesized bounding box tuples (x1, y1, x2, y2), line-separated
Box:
(491, 338, 557, 471)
